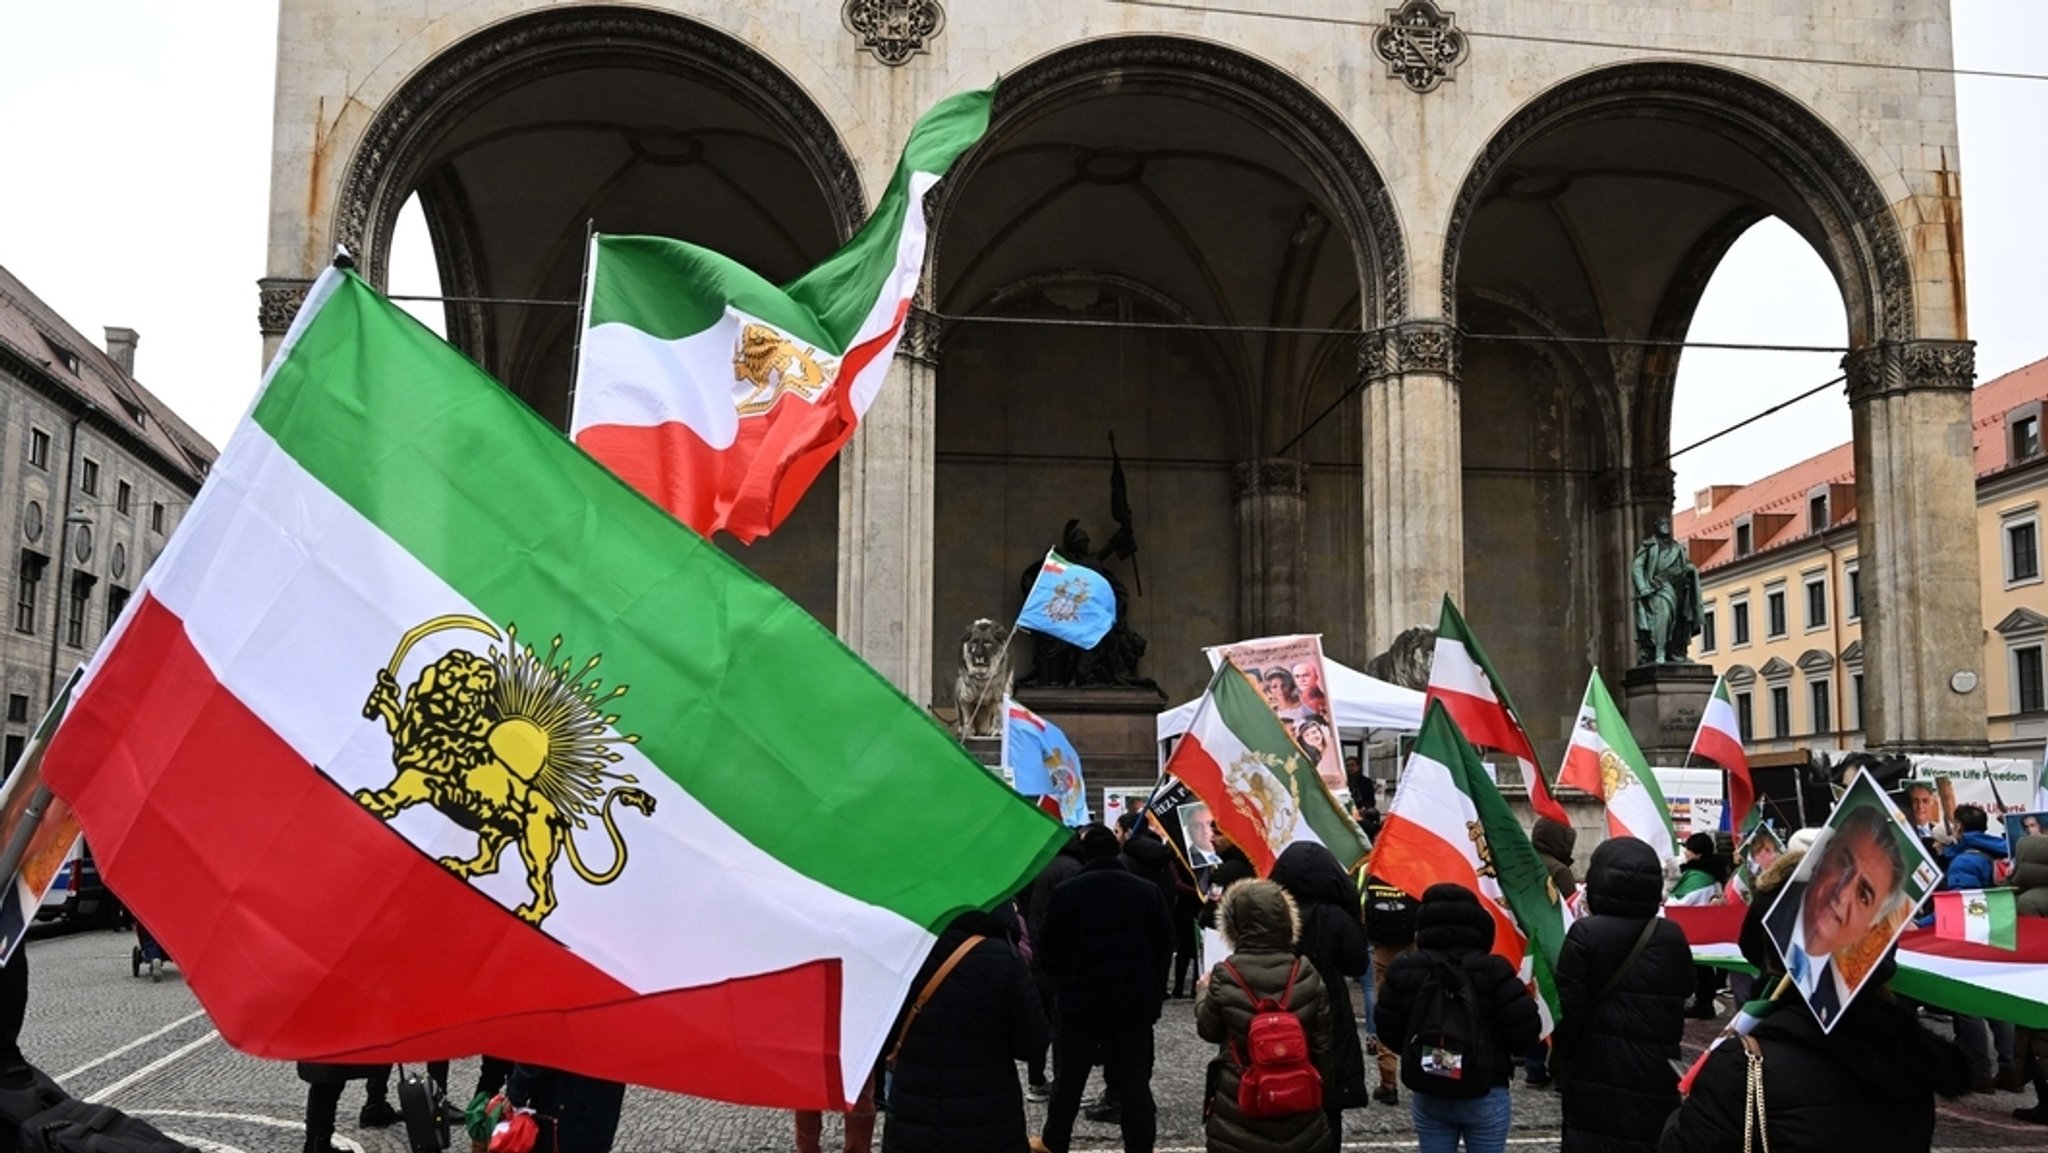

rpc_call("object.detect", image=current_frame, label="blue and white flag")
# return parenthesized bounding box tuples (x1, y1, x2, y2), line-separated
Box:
(1017, 550, 1115, 649)
(1002, 698, 1088, 826)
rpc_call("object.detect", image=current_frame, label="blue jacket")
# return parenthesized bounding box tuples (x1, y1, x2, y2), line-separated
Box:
(1942, 831, 2009, 892)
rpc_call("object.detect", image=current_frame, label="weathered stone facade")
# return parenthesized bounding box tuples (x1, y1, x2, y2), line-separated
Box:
(263, 1, 1982, 760)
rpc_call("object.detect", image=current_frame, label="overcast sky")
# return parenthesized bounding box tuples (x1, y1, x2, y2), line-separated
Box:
(1, 1, 2043, 510)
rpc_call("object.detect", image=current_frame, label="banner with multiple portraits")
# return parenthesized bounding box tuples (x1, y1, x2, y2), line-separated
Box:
(1203, 634, 1344, 794)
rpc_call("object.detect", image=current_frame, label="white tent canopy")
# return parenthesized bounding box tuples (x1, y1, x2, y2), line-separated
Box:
(1155, 658, 1426, 742)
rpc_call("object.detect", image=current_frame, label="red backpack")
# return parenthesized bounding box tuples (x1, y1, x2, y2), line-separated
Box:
(1221, 958, 1323, 1118)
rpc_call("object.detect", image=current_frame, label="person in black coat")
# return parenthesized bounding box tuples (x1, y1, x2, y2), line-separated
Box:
(1658, 914, 1971, 1153)
(1034, 823, 1173, 1153)
(1552, 837, 1695, 1153)
(504, 1064, 625, 1153)
(882, 908, 1051, 1153)
(1376, 884, 1540, 1153)
(1022, 832, 1082, 1099)
(1269, 842, 1373, 1151)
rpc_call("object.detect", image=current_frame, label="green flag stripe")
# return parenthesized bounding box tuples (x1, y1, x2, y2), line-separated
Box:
(251, 273, 1058, 931)
(587, 88, 993, 349)
(1588, 672, 1677, 843)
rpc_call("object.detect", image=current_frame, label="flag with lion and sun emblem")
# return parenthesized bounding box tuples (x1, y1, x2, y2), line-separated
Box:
(569, 87, 992, 543)
(37, 266, 1063, 1112)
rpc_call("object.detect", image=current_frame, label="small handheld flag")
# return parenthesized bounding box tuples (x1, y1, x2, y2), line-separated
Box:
(1017, 550, 1115, 649)
(1934, 888, 2018, 951)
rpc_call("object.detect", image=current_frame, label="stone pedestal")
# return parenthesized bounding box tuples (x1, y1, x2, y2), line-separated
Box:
(1015, 685, 1168, 811)
(1622, 663, 1718, 762)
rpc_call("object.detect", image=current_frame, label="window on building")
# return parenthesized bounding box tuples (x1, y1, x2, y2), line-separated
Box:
(2007, 517, 2041, 585)
(1732, 600, 1752, 646)
(106, 584, 129, 627)
(65, 573, 91, 648)
(1847, 565, 1862, 621)
(28, 428, 49, 470)
(116, 480, 132, 516)
(15, 552, 45, 635)
(1701, 608, 1717, 654)
(1852, 672, 1865, 730)
(1735, 521, 1754, 557)
(2, 735, 22, 776)
(1770, 686, 1792, 737)
(1735, 691, 1755, 742)
(2015, 414, 2042, 463)
(1809, 679, 1833, 735)
(150, 502, 165, 534)
(1805, 575, 1827, 629)
(5, 695, 25, 724)
(2017, 645, 2046, 714)
(1809, 493, 1829, 533)
(1767, 589, 1788, 638)
(80, 458, 99, 496)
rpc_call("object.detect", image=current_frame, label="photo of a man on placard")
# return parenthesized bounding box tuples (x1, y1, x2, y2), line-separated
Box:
(1762, 771, 1939, 1030)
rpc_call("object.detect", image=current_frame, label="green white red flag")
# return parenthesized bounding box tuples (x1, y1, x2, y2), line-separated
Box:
(1163, 660, 1371, 875)
(38, 269, 1062, 1110)
(1558, 670, 1678, 861)
(1687, 673, 1754, 829)
(570, 88, 991, 542)
(1424, 596, 1570, 826)
(1370, 702, 1572, 1034)
(1935, 888, 2019, 951)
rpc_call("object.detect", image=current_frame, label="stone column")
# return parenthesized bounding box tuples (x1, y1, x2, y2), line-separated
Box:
(1361, 322, 1463, 651)
(837, 307, 938, 700)
(1235, 458, 1308, 637)
(1845, 340, 1987, 752)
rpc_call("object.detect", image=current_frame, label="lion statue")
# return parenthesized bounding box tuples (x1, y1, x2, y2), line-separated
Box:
(953, 618, 1013, 738)
(356, 645, 655, 927)
(1363, 625, 1436, 690)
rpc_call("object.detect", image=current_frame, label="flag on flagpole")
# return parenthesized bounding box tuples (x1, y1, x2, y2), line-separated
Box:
(1164, 660, 1371, 874)
(1935, 888, 2019, 951)
(1425, 596, 1570, 826)
(1001, 698, 1088, 825)
(1017, 550, 1116, 649)
(1369, 702, 1573, 1034)
(570, 88, 992, 543)
(1558, 669, 1679, 861)
(39, 268, 1062, 1111)
(1688, 673, 1754, 829)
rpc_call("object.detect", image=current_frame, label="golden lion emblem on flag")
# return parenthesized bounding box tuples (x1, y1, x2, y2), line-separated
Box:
(1598, 749, 1635, 798)
(355, 615, 657, 927)
(733, 322, 838, 415)
(1224, 751, 1301, 852)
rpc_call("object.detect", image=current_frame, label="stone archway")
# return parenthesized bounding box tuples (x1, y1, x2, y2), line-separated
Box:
(1442, 62, 1980, 754)
(924, 36, 1405, 714)
(326, 6, 867, 626)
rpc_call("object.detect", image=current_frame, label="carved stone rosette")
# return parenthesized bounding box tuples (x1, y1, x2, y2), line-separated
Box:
(257, 277, 314, 337)
(843, 0, 944, 67)
(1373, 1, 1470, 94)
(1842, 340, 1976, 404)
(1361, 321, 1462, 382)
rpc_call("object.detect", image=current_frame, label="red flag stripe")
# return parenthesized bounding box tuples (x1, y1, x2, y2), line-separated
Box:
(1165, 735, 1276, 876)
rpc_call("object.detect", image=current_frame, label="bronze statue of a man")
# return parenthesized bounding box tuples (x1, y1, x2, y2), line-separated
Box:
(1632, 515, 1703, 666)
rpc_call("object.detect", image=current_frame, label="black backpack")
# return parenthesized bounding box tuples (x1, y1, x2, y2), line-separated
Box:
(1362, 877, 1416, 945)
(18, 1098, 196, 1153)
(1398, 952, 1495, 1100)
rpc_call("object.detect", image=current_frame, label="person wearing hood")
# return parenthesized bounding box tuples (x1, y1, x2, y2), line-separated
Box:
(1377, 884, 1541, 1153)
(1532, 817, 1579, 899)
(1919, 804, 2014, 1093)
(2008, 833, 2048, 1123)
(1667, 833, 1731, 1019)
(1657, 884, 1972, 1153)
(1269, 843, 1373, 1150)
(1196, 879, 1334, 1153)
(879, 907, 1051, 1153)
(1204, 832, 1258, 928)
(1551, 837, 1694, 1153)
(1035, 822, 1173, 1153)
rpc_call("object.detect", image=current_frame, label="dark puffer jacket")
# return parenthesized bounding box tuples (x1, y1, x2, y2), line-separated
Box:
(1940, 830, 2009, 892)
(1376, 883, 1541, 1090)
(1195, 880, 1333, 1153)
(1269, 842, 1371, 1109)
(1036, 856, 1173, 1023)
(2013, 834, 2048, 917)
(883, 909, 1052, 1153)
(1658, 965, 1971, 1153)
(1533, 817, 1579, 896)
(1553, 838, 1695, 1153)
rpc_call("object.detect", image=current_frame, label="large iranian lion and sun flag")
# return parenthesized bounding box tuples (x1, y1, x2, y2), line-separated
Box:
(570, 87, 990, 543)
(37, 267, 1063, 1110)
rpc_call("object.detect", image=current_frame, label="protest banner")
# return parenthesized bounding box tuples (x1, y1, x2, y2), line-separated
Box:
(1205, 634, 1344, 791)
(1760, 768, 1940, 1031)
(1726, 823, 1786, 905)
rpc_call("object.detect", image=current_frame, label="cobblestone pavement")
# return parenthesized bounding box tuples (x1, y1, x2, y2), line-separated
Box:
(18, 928, 2045, 1151)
